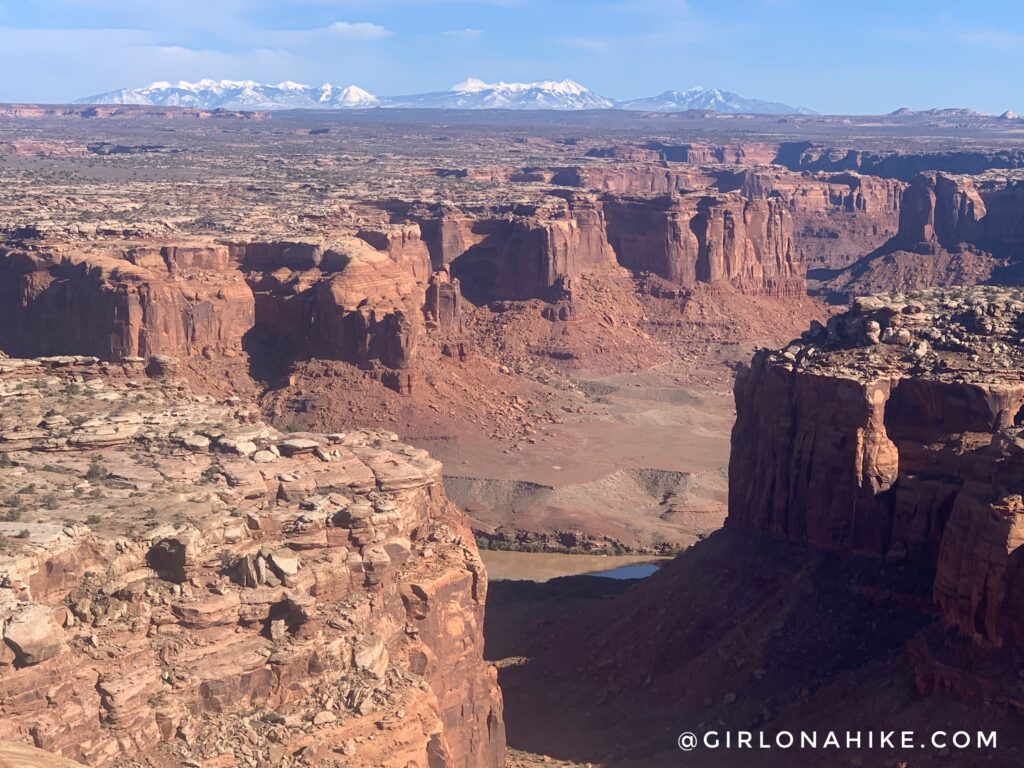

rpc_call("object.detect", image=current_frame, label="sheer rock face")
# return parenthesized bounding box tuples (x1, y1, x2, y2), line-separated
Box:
(647, 141, 781, 165)
(824, 175, 1024, 298)
(240, 237, 424, 370)
(548, 164, 715, 194)
(732, 169, 904, 269)
(894, 173, 988, 250)
(774, 141, 1024, 180)
(0, 243, 254, 360)
(0, 356, 504, 767)
(0, 236, 431, 377)
(545, 164, 902, 270)
(729, 287, 1024, 649)
(604, 192, 805, 296)
(891, 173, 1024, 258)
(416, 195, 620, 303)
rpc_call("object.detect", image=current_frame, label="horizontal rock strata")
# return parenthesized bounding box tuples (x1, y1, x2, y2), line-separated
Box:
(0, 355, 504, 767)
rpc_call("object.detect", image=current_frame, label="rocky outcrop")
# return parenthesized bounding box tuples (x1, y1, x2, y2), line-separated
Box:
(510, 164, 900, 271)
(604, 192, 805, 296)
(0, 236, 440, 391)
(886, 173, 1024, 259)
(729, 287, 1024, 649)
(728, 169, 904, 269)
(647, 142, 780, 165)
(548, 164, 714, 194)
(424, 268, 463, 335)
(0, 355, 504, 767)
(822, 173, 1021, 298)
(241, 237, 423, 370)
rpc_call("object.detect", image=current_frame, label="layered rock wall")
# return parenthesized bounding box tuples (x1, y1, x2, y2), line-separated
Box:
(728, 288, 1024, 649)
(240, 237, 423, 370)
(604, 193, 804, 296)
(0, 243, 253, 361)
(437, 196, 619, 303)
(893, 173, 987, 250)
(774, 141, 1024, 180)
(0, 356, 505, 767)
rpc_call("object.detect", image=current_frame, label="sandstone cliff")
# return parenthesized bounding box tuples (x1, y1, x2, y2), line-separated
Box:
(729, 287, 1024, 649)
(410, 195, 619, 303)
(604, 192, 805, 296)
(0, 242, 253, 361)
(823, 173, 1024, 298)
(893, 173, 987, 250)
(0, 235, 438, 393)
(774, 141, 1024, 180)
(0, 356, 504, 767)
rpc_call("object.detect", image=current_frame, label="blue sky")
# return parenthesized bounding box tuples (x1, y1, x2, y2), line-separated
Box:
(0, 0, 1022, 113)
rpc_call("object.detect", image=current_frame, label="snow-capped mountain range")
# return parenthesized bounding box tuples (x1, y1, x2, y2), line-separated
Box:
(76, 78, 812, 114)
(76, 80, 379, 110)
(617, 87, 816, 116)
(384, 78, 615, 110)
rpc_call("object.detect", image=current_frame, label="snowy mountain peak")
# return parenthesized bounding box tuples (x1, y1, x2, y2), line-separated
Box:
(333, 85, 378, 106)
(391, 77, 613, 110)
(77, 80, 380, 110)
(451, 77, 491, 93)
(617, 87, 813, 115)
(450, 78, 592, 97)
(76, 78, 814, 114)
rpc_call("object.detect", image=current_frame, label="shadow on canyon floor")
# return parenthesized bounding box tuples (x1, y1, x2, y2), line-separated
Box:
(487, 529, 1024, 768)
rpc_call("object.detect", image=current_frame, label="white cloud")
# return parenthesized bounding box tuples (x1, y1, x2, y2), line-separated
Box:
(324, 21, 393, 39)
(261, 20, 393, 46)
(442, 27, 483, 39)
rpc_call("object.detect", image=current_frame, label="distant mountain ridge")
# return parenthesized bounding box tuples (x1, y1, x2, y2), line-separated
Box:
(616, 87, 816, 115)
(384, 78, 615, 110)
(75, 79, 379, 111)
(76, 77, 812, 114)
(889, 106, 988, 117)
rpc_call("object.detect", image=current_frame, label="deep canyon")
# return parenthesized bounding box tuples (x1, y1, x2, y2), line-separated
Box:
(2, 107, 1024, 767)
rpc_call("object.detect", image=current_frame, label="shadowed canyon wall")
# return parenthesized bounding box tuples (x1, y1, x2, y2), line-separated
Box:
(729, 290, 1024, 649)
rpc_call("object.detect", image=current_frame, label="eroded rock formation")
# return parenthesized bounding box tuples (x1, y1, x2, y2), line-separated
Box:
(0, 355, 504, 767)
(0, 242, 253, 360)
(729, 287, 1024, 649)
(893, 173, 987, 250)
(604, 192, 805, 296)
(774, 141, 1024, 180)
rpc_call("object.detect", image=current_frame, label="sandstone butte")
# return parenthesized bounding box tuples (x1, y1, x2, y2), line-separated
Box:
(0, 355, 504, 767)
(730, 286, 1024, 661)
